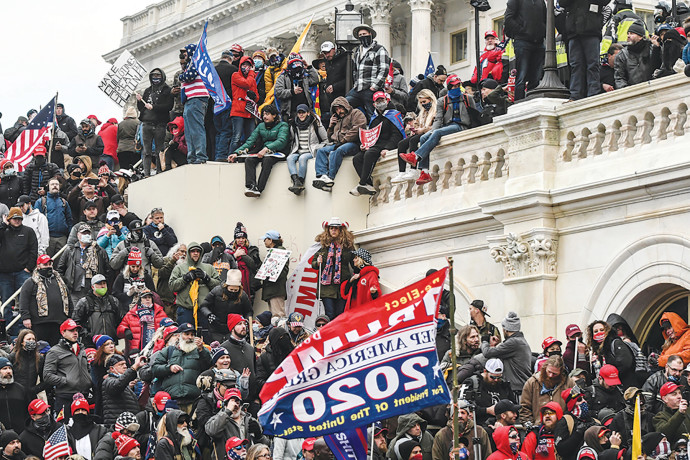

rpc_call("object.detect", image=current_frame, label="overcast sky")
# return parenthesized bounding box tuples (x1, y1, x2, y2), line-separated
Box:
(0, 2, 144, 130)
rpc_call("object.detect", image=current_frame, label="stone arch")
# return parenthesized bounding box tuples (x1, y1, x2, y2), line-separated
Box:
(581, 234, 690, 333)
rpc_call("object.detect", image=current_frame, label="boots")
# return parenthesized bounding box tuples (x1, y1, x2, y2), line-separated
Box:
(288, 174, 301, 195)
(296, 176, 305, 195)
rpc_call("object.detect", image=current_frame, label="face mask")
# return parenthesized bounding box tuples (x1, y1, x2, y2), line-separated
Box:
(79, 234, 92, 244)
(38, 267, 53, 277)
(255, 59, 264, 70)
(35, 156, 46, 166)
(24, 340, 37, 351)
(227, 291, 240, 300)
(510, 442, 520, 454)
(151, 77, 163, 85)
(132, 230, 143, 241)
(593, 331, 606, 343)
(374, 102, 388, 112)
(411, 455, 423, 460)
(35, 413, 51, 429)
(3, 168, 15, 176)
(253, 325, 260, 334)
(422, 102, 432, 110)
(617, 329, 625, 337)
(290, 68, 303, 79)
(95, 287, 107, 296)
(448, 87, 463, 99)
(437, 318, 448, 330)
(72, 413, 90, 425)
(547, 350, 562, 357)
(23, 207, 30, 215)
(669, 374, 681, 383)
(359, 35, 373, 47)
(241, 67, 250, 76)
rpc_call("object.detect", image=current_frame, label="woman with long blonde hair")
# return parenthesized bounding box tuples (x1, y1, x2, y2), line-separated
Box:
(392, 89, 437, 185)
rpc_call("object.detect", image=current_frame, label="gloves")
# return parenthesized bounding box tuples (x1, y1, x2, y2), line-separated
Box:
(125, 329, 134, 341)
(648, 353, 659, 369)
(481, 334, 491, 343)
(247, 90, 257, 102)
(183, 271, 195, 283)
(208, 314, 217, 325)
(200, 271, 211, 284)
(194, 268, 205, 279)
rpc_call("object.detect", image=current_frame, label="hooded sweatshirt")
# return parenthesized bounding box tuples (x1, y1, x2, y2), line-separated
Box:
(487, 426, 528, 460)
(169, 242, 221, 310)
(166, 117, 188, 155)
(328, 97, 367, 145)
(659, 312, 690, 366)
(139, 68, 174, 125)
(522, 402, 562, 460)
(230, 56, 258, 119)
(387, 413, 434, 460)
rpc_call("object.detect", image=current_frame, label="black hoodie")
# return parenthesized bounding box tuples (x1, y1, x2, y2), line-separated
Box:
(155, 409, 185, 460)
(138, 68, 174, 125)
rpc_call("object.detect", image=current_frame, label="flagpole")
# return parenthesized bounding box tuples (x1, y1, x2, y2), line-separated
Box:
(369, 422, 375, 460)
(47, 93, 58, 164)
(448, 257, 460, 457)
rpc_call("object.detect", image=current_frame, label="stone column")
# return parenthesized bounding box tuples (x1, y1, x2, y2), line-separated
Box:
(409, 0, 433, 76)
(370, 0, 392, 53)
(301, 28, 320, 65)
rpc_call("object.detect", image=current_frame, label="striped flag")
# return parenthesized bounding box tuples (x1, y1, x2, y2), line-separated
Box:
(5, 96, 55, 171)
(43, 425, 71, 460)
(310, 85, 321, 117)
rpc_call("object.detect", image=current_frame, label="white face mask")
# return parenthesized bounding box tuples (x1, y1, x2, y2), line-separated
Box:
(374, 102, 388, 112)
(79, 234, 92, 244)
(3, 168, 15, 176)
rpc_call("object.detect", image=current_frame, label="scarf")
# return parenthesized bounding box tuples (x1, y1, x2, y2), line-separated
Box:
(535, 426, 554, 457)
(136, 305, 156, 349)
(230, 245, 251, 294)
(295, 113, 313, 130)
(320, 243, 342, 286)
(188, 267, 200, 328)
(81, 242, 100, 278)
(32, 270, 70, 317)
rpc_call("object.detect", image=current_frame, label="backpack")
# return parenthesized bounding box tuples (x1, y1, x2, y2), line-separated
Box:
(39, 196, 68, 214)
(443, 95, 483, 129)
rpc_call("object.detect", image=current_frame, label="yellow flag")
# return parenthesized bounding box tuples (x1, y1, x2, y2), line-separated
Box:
(632, 394, 642, 460)
(259, 15, 314, 111)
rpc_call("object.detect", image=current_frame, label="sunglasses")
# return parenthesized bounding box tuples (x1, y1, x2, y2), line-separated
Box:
(509, 433, 520, 439)
(489, 375, 502, 380)
(232, 445, 247, 451)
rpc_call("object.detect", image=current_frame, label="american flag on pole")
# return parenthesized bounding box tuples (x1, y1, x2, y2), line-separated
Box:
(5, 96, 56, 172)
(43, 424, 71, 460)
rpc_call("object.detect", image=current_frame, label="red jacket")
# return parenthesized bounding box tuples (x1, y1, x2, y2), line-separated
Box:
(230, 56, 258, 118)
(471, 48, 504, 83)
(117, 303, 168, 351)
(167, 117, 188, 155)
(521, 402, 562, 460)
(341, 265, 380, 311)
(488, 426, 529, 460)
(99, 119, 119, 159)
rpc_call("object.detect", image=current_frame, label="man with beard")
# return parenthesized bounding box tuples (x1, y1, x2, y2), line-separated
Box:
(521, 402, 563, 460)
(387, 413, 434, 460)
(19, 399, 65, 458)
(586, 364, 625, 417)
(155, 409, 196, 460)
(432, 401, 493, 460)
(68, 395, 108, 460)
(205, 388, 266, 459)
(408, 66, 448, 110)
(442, 325, 481, 384)
(43, 319, 92, 417)
(111, 220, 165, 275)
(0, 431, 25, 460)
(486, 400, 522, 450)
(653, 381, 690, 444)
(554, 388, 598, 460)
(202, 236, 237, 281)
(368, 424, 388, 460)
(169, 242, 220, 325)
(643, 354, 684, 413)
(465, 358, 515, 427)
(152, 323, 212, 412)
(221, 315, 258, 405)
(609, 387, 654, 449)
(0, 358, 30, 434)
(520, 356, 574, 425)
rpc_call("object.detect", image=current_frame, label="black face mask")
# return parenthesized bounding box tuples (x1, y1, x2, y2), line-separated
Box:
(359, 35, 373, 47)
(131, 230, 143, 242)
(34, 413, 51, 431)
(38, 267, 53, 278)
(227, 291, 240, 300)
(35, 156, 46, 166)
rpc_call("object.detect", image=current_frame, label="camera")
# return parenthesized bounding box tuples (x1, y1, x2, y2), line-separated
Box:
(87, 178, 99, 186)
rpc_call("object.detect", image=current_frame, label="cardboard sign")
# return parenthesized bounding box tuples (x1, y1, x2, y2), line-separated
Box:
(99, 50, 147, 107)
(256, 248, 292, 282)
(359, 124, 382, 150)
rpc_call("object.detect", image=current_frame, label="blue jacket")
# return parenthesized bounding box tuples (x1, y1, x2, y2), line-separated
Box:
(97, 227, 129, 258)
(142, 223, 178, 257)
(35, 193, 72, 237)
(683, 42, 690, 64)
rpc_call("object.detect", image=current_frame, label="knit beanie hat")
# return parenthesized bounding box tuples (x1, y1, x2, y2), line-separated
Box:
(115, 411, 140, 433)
(256, 311, 272, 327)
(98, 161, 111, 177)
(0, 430, 19, 450)
(501, 311, 521, 332)
(642, 433, 665, 456)
(481, 78, 499, 90)
(211, 347, 230, 365)
(85, 348, 97, 364)
(227, 314, 246, 331)
(352, 248, 372, 266)
(113, 432, 140, 456)
(234, 222, 248, 239)
(71, 393, 91, 415)
(628, 20, 646, 37)
(396, 440, 421, 460)
(127, 247, 142, 266)
(93, 334, 113, 349)
(106, 354, 126, 369)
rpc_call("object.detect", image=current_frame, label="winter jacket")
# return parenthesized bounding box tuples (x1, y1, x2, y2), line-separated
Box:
(328, 97, 367, 145)
(57, 113, 79, 141)
(169, 243, 221, 311)
(0, 175, 22, 209)
(230, 57, 258, 119)
(641, 370, 669, 414)
(609, 404, 655, 449)
(390, 69, 409, 112)
(66, 185, 117, 225)
(102, 367, 142, 426)
(489, 426, 529, 460)
(261, 245, 289, 301)
(22, 208, 49, 254)
(35, 192, 73, 238)
(563, 338, 592, 374)
(67, 219, 106, 246)
(554, 411, 598, 460)
(152, 344, 212, 400)
(56, 241, 110, 293)
(216, 60, 238, 100)
(110, 234, 165, 273)
(201, 247, 238, 281)
(142, 223, 178, 257)
(587, 381, 625, 417)
(521, 402, 562, 460)
(200, 287, 253, 337)
(22, 159, 60, 201)
(409, 77, 445, 110)
(289, 119, 328, 155)
(235, 121, 290, 154)
(9, 350, 46, 399)
(138, 68, 174, 125)
(97, 225, 128, 258)
(480, 331, 533, 392)
(432, 418, 492, 460)
(341, 265, 380, 311)
(19, 269, 72, 325)
(43, 337, 92, 396)
(227, 244, 262, 295)
(167, 117, 188, 155)
(100, 120, 119, 159)
(68, 420, 107, 460)
(0, 382, 30, 434)
(19, 419, 70, 458)
(68, 131, 105, 167)
(117, 303, 168, 351)
(155, 409, 196, 460)
(353, 41, 390, 91)
(505, 0, 547, 42)
(520, 374, 574, 424)
(274, 67, 319, 118)
(0, 222, 38, 272)
(117, 117, 140, 153)
(156, 257, 178, 305)
(220, 336, 258, 399)
(368, 104, 405, 150)
(465, 373, 516, 426)
(434, 94, 477, 130)
(560, 0, 608, 38)
(74, 291, 120, 338)
(324, 51, 349, 100)
(387, 413, 435, 460)
(472, 48, 505, 83)
(205, 410, 266, 460)
(311, 243, 355, 299)
(653, 403, 690, 443)
(659, 312, 690, 366)
(614, 39, 660, 88)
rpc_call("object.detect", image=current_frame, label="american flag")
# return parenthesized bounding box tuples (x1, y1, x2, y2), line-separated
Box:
(43, 424, 71, 460)
(5, 96, 56, 172)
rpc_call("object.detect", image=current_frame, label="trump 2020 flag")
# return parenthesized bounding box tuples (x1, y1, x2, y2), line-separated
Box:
(192, 21, 231, 114)
(425, 53, 435, 77)
(325, 427, 370, 460)
(258, 269, 451, 438)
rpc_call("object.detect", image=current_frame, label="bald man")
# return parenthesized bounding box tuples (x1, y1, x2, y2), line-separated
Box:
(314, 438, 334, 460)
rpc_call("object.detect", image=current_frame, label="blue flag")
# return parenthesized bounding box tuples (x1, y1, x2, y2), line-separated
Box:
(325, 427, 370, 460)
(192, 22, 231, 114)
(424, 53, 435, 77)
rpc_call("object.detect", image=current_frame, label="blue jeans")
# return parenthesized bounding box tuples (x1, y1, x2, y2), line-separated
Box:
(213, 109, 233, 160)
(183, 97, 208, 163)
(229, 117, 255, 154)
(314, 142, 359, 179)
(0, 271, 30, 337)
(287, 152, 313, 178)
(513, 39, 545, 101)
(323, 297, 345, 321)
(100, 155, 115, 171)
(346, 88, 375, 121)
(568, 36, 601, 100)
(415, 124, 463, 163)
(176, 306, 195, 326)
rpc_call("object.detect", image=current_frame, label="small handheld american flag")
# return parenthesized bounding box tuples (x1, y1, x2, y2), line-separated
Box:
(43, 424, 71, 460)
(5, 96, 56, 172)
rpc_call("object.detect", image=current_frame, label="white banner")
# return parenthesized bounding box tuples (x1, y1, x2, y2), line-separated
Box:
(255, 248, 292, 282)
(285, 243, 322, 328)
(99, 50, 147, 107)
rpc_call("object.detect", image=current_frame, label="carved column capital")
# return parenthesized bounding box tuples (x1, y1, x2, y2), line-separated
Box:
(431, 1, 446, 31)
(409, 0, 433, 11)
(488, 229, 558, 282)
(369, 0, 392, 24)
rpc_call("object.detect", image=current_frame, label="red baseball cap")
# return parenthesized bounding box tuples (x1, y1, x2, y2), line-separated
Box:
(60, 319, 81, 333)
(542, 337, 562, 350)
(599, 364, 621, 386)
(565, 324, 582, 338)
(225, 437, 248, 450)
(37, 254, 52, 265)
(28, 399, 50, 416)
(660, 381, 681, 397)
(372, 91, 390, 102)
(485, 30, 498, 38)
(302, 438, 316, 451)
(153, 391, 171, 411)
(446, 74, 462, 86)
(33, 145, 47, 156)
(223, 388, 242, 401)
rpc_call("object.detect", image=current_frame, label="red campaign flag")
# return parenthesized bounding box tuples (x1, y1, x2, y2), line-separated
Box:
(359, 125, 382, 150)
(384, 61, 394, 89)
